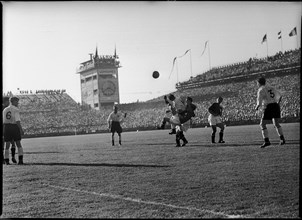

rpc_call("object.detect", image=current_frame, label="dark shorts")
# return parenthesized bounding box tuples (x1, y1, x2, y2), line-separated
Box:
(263, 103, 281, 120)
(111, 121, 122, 134)
(3, 124, 21, 142)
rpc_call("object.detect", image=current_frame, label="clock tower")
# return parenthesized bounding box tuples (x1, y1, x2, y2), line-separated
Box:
(76, 47, 121, 109)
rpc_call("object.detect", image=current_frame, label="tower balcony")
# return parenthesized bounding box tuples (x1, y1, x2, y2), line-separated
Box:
(76, 59, 121, 74)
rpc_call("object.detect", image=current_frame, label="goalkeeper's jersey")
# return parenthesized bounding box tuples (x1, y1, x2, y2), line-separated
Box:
(257, 85, 281, 108)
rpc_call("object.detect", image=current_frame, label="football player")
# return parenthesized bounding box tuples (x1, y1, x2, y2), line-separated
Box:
(2, 96, 17, 164)
(163, 94, 186, 135)
(3, 97, 25, 164)
(208, 96, 225, 144)
(255, 77, 285, 148)
(107, 105, 127, 146)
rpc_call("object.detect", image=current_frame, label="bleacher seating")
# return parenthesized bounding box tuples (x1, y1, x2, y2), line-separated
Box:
(4, 48, 300, 137)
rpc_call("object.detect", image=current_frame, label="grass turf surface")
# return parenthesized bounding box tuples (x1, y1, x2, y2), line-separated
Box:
(1, 123, 300, 218)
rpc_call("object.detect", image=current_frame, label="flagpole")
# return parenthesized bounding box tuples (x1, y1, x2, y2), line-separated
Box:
(297, 32, 299, 49)
(176, 58, 179, 84)
(281, 35, 283, 53)
(208, 41, 211, 71)
(266, 35, 269, 59)
(189, 49, 193, 78)
(279, 31, 283, 53)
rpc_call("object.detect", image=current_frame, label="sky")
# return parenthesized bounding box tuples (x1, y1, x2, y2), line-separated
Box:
(3, 1, 301, 104)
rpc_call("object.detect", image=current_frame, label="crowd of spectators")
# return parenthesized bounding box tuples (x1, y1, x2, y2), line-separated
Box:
(179, 48, 300, 88)
(3, 89, 66, 97)
(4, 48, 300, 137)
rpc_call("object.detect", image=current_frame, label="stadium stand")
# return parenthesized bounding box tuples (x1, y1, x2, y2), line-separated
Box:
(4, 48, 300, 138)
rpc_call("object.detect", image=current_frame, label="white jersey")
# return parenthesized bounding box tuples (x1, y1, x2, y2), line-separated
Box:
(167, 97, 186, 112)
(107, 111, 123, 123)
(3, 105, 21, 124)
(257, 85, 281, 107)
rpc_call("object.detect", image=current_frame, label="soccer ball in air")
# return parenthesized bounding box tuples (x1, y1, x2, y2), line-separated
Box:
(152, 71, 160, 79)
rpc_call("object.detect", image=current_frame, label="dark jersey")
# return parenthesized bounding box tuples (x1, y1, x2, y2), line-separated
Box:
(179, 103, 197, 124)
(208, 103, 222, 116)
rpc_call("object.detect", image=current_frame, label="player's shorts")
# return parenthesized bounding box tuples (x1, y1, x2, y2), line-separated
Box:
(3, 124, 21, 142)
(110, 121, 122, 134)
(208, 114, 222, 126)
(169, 115, 181, 125)
(263, 103, 281, 120)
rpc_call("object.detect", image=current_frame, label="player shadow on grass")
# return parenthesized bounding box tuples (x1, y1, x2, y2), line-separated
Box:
(25, 152, 62, 154)
(182, 141, 283, 148)
(183, 140, 299, 148)
(25, 162, 170, 168)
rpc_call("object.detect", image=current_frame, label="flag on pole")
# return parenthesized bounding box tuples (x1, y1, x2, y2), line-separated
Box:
(169, 57, 177, 79)
(289, 27, 297, 37)
(261, 34, 267, 44)
(201, 41, 208, 57)
(114, 44, 117, 58)
(178, 49, 190, 58)
(278, 31, 282, 39)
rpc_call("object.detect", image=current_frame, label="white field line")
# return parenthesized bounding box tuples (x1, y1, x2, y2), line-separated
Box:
(43, 183, 245, 218)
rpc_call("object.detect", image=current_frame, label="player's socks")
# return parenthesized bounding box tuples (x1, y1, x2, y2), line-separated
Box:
(119, 140, 122, 146)
(18, 155, 24, 165)
(218, 132, 225, 143)
(182, 138, 188, 147)
(260, 138, 271, 148)
(175, 139, 181, 147)
(211, 135, 215, 143)
(11, 147, 16, 163)
(112, 140, 115, 146)
(279, 135, 285, 145)
(18, 148, 24, 164)
(175, 131, 181, 147)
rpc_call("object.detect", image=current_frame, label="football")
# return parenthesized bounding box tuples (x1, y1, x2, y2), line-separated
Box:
(152, 71, 160, 79)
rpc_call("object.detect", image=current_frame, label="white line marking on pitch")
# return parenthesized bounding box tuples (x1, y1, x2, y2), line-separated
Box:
(43, 183, 244, 218)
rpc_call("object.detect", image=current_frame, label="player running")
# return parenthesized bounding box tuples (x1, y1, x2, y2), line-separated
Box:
(255, 77, 285, 148)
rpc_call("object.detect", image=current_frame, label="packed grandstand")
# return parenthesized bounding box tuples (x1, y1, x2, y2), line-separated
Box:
(3, 48, 300, 138)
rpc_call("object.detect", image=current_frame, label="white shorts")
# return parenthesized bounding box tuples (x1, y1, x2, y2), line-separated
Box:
(170, 115, 181, 125)
(208, 114, 222, 126)
(175, 120, 191, 133)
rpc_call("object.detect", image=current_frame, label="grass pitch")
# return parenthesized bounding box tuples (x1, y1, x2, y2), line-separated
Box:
(1, 123, 300, 218)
